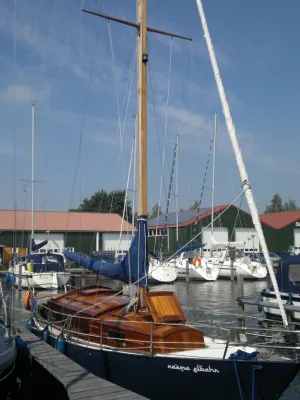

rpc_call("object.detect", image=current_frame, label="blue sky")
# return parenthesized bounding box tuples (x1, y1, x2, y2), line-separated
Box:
(0, 0, 299, 215)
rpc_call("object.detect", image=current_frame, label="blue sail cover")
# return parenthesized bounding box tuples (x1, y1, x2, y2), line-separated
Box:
(64, 215, 148, 286)
(31, 238, 48, 252)
(175, 241, 204, 254)
(273, 255, 300, 295)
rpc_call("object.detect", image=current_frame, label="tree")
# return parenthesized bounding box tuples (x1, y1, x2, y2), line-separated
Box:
(264, 193, 284, 214)
(70, 189, 132, 221)
(149, 203, 162, 220)
(284, 199, 298, 212)
(264, 193, 299, 214)
(189, 200, 199, 210)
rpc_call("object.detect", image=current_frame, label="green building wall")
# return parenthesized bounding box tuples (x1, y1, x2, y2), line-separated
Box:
(65, 232, 101, 256)
(0, 230, 102, 256)
(148, 206, 284, 254)
(0, 231, 30, 249)
(262, 225, 293, 252)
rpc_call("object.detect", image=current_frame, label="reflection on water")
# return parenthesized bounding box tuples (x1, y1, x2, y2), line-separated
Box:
(1, 275, 299, 398)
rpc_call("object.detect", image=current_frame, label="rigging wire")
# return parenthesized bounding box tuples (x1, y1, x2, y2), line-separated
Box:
(12, 0, 17, 256)
(11, 0, 18, 325)
(107, 20, 125, 186)
(193, 128, 215, 236)
(229, 170, 248, 232)
(65, 0, 104, 243)
(88, 39, 137, 257)
(148, 59, 169, 203)
(154, 36, 173, 252)
(159, 134, 178, 257)
(108, 38, 137, 215)
(118, 131, 136, 254)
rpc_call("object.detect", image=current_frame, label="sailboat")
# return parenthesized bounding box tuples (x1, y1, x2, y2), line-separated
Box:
(196, 112, 267, 280)
(148, 135, 178, 283)
(25, 1, 300, 398)
(9, 103, 70, 290)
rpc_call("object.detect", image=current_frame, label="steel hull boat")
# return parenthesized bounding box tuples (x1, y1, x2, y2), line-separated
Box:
(27, 285, 300, 400)
(30, 325, 299, 400)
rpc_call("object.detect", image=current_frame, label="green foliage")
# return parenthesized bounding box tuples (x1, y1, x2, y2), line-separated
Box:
(149, 203, 162, 219)
(284, 199, 298, 212)
(70, 189, 132, 221)
(264, 193, 298, 213)
(189, 200, 199, 210)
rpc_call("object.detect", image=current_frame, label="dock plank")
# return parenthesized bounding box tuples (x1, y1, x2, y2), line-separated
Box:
(20, 328, 147, 400)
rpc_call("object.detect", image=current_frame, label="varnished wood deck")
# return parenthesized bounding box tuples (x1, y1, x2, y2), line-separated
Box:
(20, 328, 147, 400)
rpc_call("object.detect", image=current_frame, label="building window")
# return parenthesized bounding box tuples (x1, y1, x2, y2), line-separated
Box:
(148, 229, 165, 237)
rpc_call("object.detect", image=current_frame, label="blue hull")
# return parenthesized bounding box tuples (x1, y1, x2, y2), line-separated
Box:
(32, 329, 299, 400)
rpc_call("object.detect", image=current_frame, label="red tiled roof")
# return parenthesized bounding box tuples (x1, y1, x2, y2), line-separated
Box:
(0, 210, 134, 232)
(259, 211, 300, 229)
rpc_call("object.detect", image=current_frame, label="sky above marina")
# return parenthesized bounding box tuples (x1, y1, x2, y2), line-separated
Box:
(0, 0, 299, 215)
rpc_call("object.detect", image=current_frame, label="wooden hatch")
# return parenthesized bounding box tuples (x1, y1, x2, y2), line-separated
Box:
(144, 291, 187, 323)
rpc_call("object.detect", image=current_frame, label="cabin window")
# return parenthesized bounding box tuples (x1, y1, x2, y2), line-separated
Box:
(289, 265, 300, 284)
(108, 331, 125, 346)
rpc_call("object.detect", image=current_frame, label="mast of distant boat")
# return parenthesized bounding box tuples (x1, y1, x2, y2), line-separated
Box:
(210, 112, 217, 254)
(175, 134, 179, 243)
(31, 102, 35, 247)
(196, 0, 289, 327)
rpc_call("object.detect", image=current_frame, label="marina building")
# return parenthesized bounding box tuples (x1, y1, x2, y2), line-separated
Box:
(260, 211, 300, 254)
(0, 210, 134, 264)
(148, 206, 300, 255)
(1, 207, 299, 265)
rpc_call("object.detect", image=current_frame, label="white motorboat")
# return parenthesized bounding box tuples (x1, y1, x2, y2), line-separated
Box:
(8, 253, 70, 290)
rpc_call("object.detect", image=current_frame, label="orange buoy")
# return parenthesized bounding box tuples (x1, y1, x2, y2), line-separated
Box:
(193, 257, 202, 267)
(24, 290, 32, 311)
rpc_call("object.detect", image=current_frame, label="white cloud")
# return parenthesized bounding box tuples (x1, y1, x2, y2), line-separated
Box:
(0, 84, 50, 103)
(165, 104, 212, 138)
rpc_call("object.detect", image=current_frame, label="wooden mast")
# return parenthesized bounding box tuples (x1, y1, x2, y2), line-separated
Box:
(137, 0, 148, 300)
(137, 0, 148, 216)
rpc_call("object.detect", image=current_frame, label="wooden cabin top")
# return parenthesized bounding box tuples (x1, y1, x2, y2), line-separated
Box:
(47, 286, 188, 324)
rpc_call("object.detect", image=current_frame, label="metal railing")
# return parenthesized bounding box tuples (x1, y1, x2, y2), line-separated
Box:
(32, 302, 300, 360)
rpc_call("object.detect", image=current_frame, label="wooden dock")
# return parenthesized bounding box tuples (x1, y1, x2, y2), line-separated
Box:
(19, 328, 147, 400)
(237, 297, 300, 313)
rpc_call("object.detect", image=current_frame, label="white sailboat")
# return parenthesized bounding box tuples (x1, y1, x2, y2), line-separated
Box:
(208, 240, 267, 279)
(200, 112, 267, 280)
(9, 103, 70, 290)
(148, 135, 178, 283)
(175, 113, 220, 281)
